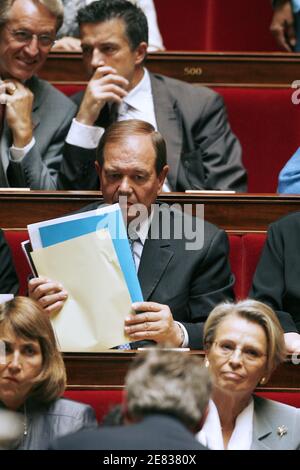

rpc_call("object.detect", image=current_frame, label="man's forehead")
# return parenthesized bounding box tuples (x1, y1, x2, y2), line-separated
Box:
(80, 17, 128, 42)
(7, 0, 57, 30)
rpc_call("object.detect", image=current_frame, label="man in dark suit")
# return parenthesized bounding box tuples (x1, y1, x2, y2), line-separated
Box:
(60, 0, 247, 192)
(0, 0, 76, 189)
(51, 349, 210, 450)
(0, 230, 18, 295)
(29, 119, 234, 349)
(251, 211, 300, 353)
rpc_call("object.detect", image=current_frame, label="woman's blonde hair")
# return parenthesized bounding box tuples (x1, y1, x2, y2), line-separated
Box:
(204, 299, 286, 376)
(0, 296, 66, 403)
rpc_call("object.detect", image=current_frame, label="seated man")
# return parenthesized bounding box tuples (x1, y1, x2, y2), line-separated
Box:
(0, 0, 76, 189)
(51, 349, 210, 450)
(30, 119, 235, 349)
(250, 211, 300, 353)
(277, 147, 300, 193)
(60, 0, 247, 192)
(0, 229, 18, 295)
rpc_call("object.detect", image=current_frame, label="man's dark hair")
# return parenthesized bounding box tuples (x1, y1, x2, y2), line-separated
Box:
(77, 0, 148, 50)
(96, 119, 167, 175)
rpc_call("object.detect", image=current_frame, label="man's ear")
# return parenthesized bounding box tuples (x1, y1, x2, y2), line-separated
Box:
(95, 160, 102, 178)
(157, 165, 169, 194)
(134, 42, 148, 66)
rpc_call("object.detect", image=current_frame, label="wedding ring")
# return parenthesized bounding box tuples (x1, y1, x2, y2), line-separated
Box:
(7, 84, 17, 95)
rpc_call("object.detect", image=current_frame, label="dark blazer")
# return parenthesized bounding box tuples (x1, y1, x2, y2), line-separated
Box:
(0, 229, 19, 295)
(79, 202, 235, 349)
(250, 211, 300, 332)
(60, 73, 247, 192)
(51, 414, 207, 450)
(0, 76, 77, 189)
(10, 398, 97, 450)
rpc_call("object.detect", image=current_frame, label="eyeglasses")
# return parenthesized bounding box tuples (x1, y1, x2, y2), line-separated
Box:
(213, 340, 267, 363)
(6, 27, 56, 49)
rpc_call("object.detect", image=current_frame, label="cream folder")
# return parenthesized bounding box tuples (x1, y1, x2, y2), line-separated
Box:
(31, 229, 131, 352)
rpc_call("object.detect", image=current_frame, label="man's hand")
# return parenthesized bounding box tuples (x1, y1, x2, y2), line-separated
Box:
(125, 302, 183, 347)
(270, 0, 296, 51)
(0, 80, 34, 147)
(76, 63, 129, 126)
(52, 36, 82, 52)
(284, 332, 300, 353)
(28, 277, 68, 316)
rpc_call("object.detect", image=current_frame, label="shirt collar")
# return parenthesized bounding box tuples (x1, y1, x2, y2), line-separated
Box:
(129, 207, 154, 247)
(197, 398, 254, 450)
(124, 68, 152, 112)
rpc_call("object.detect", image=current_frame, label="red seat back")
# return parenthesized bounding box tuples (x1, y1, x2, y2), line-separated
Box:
(64, 390, 124, 423)
(4, 230, 30, 295)
(215, 87, 300, 193)
(154, 0, 278, 52)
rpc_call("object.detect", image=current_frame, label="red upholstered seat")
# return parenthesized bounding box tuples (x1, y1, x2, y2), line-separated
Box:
(55, 84, 85, 97)
(255, 392, 300, 408)
(64, 390, 124, 423)
(63, 390, 300, 423)
(3, 230, 30, 296)
(215, 87, 300, 193)
(154, 0, 278, 52)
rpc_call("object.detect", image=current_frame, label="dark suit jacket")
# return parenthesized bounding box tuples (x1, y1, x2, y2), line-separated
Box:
(79, 202, 235, 349)
(60, 73, 247, 191)
(250, 211, 300, 332)
(51, 414, 207, 450)
(0, 229, 19, 295)
(0, 76, 77, 189)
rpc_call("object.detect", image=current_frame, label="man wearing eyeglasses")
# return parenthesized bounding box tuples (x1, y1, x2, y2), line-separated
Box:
(0, 0, 76, 189)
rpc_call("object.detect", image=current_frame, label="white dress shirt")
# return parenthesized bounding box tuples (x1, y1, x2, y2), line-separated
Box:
(197, 398, 254, 450)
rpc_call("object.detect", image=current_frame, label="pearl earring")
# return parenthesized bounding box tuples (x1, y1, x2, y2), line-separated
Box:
(204, 358, 209, 368)
(260, 377, 266, 385)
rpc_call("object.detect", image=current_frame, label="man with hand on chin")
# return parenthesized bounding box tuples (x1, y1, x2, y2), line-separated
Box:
(0, 0, 76, 189)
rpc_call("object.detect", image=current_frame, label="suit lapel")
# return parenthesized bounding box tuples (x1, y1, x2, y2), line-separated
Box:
(251, 397, 273, 450)
(27, 76, 41, 131)
(138, 237, 173, 301)
(150, 74, 182, 190)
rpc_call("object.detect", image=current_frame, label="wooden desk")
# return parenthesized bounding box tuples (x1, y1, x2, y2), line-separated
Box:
(64, 351, 300, 392)
(38, 51, 300, 88)
(2, 191, 300, 233)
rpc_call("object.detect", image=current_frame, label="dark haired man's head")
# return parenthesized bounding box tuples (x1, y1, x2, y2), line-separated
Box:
(77, 0, 148, 51)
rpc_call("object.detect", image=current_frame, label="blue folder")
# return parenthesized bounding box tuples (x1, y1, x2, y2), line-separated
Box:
(38, 208, 143, 303)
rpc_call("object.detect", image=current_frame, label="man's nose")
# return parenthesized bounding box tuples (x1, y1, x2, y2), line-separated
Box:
(118, 177, 133, 195)
(24, 36, 39, 57)
(91, 48, 105, 69)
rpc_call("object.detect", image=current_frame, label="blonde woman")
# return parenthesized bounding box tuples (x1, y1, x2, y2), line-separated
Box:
(197, 299, 300, 450)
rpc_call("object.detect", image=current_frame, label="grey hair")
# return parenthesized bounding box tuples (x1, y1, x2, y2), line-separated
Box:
(125, 349, 211, 430)
(0, 0, 64, 31)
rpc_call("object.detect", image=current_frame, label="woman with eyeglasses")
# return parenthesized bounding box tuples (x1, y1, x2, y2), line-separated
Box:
(0, 297, 97, 449)
(197, 299, 300, 450)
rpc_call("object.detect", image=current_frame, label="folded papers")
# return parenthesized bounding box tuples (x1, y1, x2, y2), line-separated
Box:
(27, 204, 143, 352)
